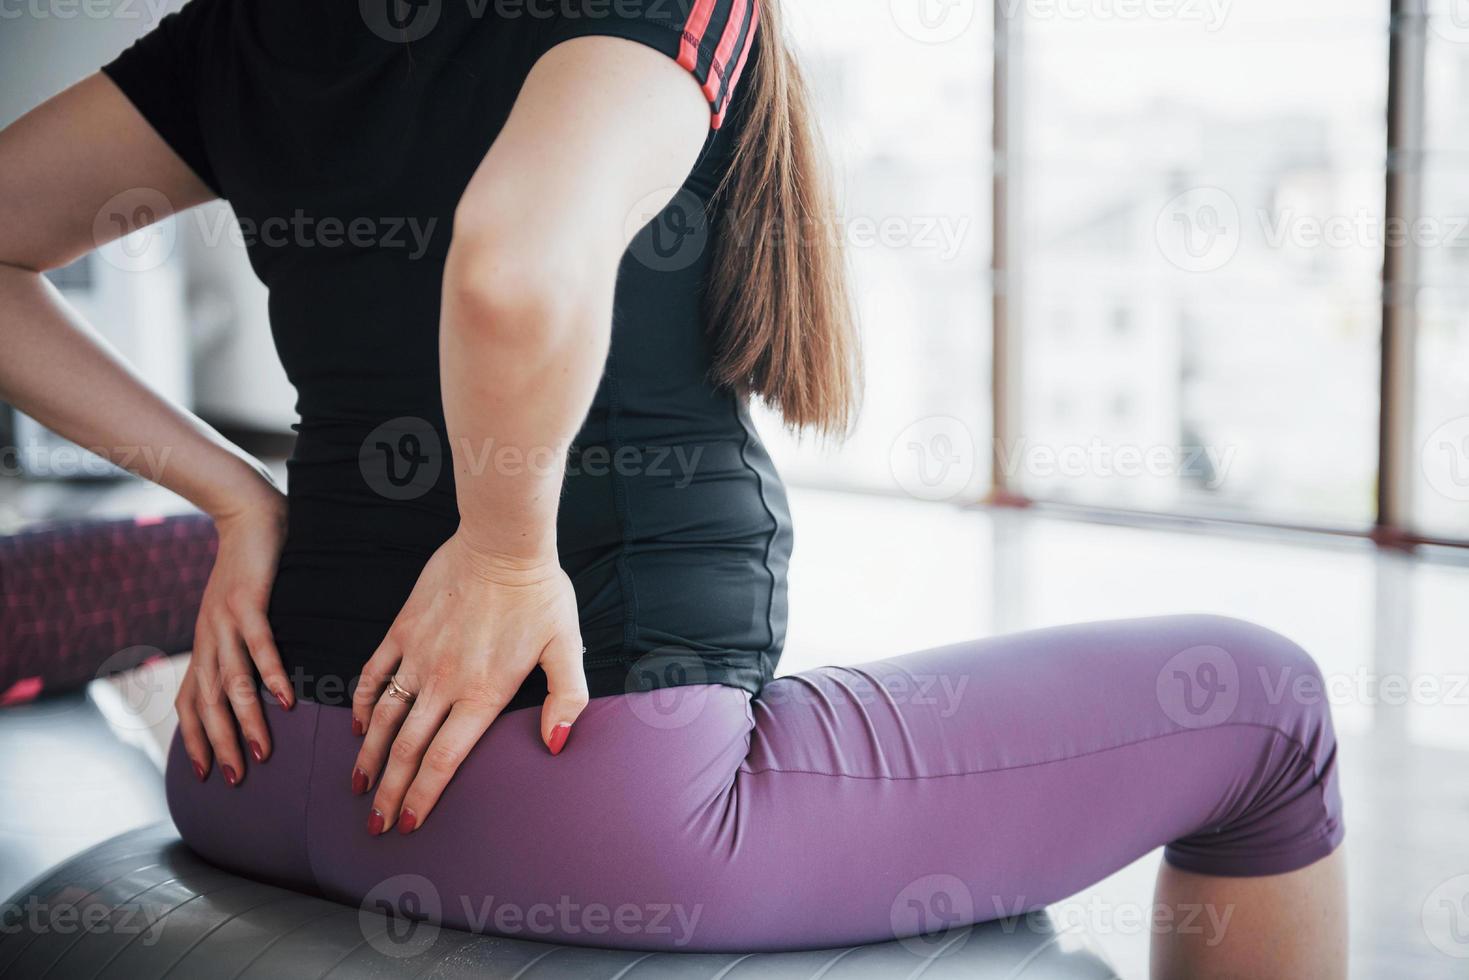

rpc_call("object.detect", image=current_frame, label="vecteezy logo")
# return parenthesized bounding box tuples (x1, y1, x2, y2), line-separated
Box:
(92, 187, 177, 273)
(890, 874, 975, 957)
(359, 417, 442, 501)
(1423, 874, 1469, 959)
(889, 416, 977, 501)
(890, 0, 977, 44)
(1155, 187, 1241, 273)
(359, 0, 441, 42)
(1156, 645, 1240, 729)
(93, 647, 180, 731)
(624, 648, 712, 731)
(625, 188, 709, 273)
(360, 874, 442, 958)
(1421, 416, 1469, 503)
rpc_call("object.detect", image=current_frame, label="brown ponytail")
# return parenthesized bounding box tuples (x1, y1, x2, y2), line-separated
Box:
(707, 0, 861, 438)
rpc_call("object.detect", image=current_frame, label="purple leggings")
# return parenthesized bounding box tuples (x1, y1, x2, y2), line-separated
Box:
(165, 615, 1343, 952)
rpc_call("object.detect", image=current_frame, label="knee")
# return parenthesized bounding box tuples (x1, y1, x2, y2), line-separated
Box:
(1160, 617, 1345, 876)
(1188, 614, 1322, 677)
(1179, 614, 1336, 748)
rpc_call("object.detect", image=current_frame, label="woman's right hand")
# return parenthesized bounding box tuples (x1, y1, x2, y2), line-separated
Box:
(0, 72, 294, 784)
(176, 484, 292, 786)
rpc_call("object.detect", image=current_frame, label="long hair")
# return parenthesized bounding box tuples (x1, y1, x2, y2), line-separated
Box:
(707, 0, 861, 438)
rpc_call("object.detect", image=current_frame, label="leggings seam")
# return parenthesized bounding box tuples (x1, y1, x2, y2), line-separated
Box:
(302, 703, 326, 894)
(738, 721, 1315, 783)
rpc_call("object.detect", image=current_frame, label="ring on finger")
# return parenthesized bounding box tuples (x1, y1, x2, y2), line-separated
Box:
(386, 675, 417, 705)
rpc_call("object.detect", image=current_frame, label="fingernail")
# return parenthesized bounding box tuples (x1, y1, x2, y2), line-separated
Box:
(274, 689, 292, 711)
(352, 767, 369, 795)
(547, 722, 572, 756)
(399, 809, 417, 835)
(249, 740, 265, 763)
(352, 718, 365, 737)
(368, 809, 385, 836)
(192, 759, 207, 782)
(222, 764, 239, 786)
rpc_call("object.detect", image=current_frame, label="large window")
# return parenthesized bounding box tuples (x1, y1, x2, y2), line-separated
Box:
(757, 2, 993, 501)
(759, 2, 1460, 546)
(1416, 6, 1469, 539)
(1014, 1, 1387, 526)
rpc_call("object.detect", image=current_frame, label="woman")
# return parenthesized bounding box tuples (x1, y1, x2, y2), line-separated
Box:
(0, 1, 1345, 975)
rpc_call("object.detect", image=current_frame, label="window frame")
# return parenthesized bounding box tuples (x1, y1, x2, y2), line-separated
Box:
(982, 0, 1469, 551)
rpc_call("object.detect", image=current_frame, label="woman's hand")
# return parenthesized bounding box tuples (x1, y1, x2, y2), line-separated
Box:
(175, 484, 292, 786)
(349, 531, 588, 835)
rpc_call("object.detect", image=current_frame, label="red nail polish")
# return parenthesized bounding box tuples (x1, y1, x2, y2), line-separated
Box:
(352, 718, 365, 737)
(249, 740, 265, 763)
(192, 760, 207, 782)
(399, 809, 417, 835)
(352, 768, 369, 795)
(222, 764, 239, 786)
(368, 809, 385, 836)
(547, 722, 572, 756)
(274, 689, 292, 711)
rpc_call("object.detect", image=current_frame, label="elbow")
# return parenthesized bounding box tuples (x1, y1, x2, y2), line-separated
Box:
(443, 221, 599, 356)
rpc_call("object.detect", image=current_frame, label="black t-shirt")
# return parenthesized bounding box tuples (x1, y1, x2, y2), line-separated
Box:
(102, 0, 790, 711)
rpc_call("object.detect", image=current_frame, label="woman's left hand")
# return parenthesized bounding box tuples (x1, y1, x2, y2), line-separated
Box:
(349, 531, 588, 835)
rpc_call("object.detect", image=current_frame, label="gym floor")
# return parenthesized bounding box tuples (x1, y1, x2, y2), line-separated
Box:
(2, 479, 1465, 978)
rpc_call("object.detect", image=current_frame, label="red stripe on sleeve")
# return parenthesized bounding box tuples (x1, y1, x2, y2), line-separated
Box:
(711, 1, 758, 129)
(711, 0, 749, 86)
(678, 0, 720, 72)
(698, 0, 748, 107)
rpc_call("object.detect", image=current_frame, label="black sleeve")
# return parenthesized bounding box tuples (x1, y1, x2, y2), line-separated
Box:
(540, 0, 760, 130)
(100, 0, 225, 197)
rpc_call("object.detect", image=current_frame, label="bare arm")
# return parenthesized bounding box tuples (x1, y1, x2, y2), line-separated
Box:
(349, 36, 710, 835)
(440, 36, 708, 561)
(0, 73, 275, 517)
(0, 73, 295, 784)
